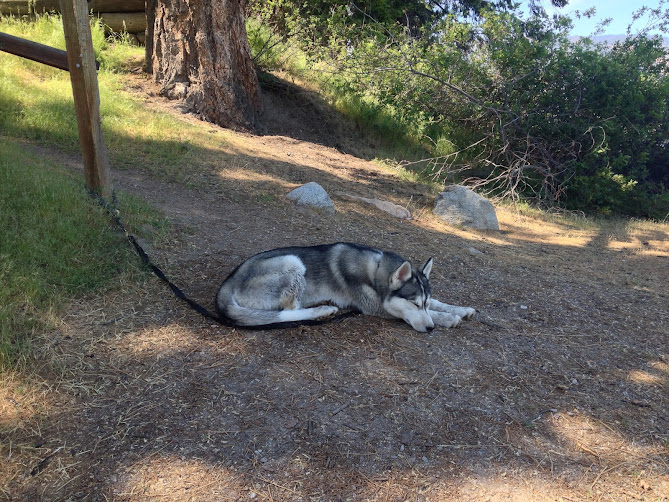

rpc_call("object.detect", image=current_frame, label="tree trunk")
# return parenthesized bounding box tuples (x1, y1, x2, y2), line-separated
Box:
(149, 0, 262, 132)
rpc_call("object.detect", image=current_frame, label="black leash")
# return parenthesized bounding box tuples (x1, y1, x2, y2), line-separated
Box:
(88, 188, 360, 330)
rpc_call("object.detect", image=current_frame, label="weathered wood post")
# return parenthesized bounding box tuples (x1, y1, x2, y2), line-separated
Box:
(59, 0, 112, 196)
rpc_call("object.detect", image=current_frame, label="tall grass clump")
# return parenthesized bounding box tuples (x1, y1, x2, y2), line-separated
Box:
(246, 17, 308, 76)
(246, 12, 431, 160)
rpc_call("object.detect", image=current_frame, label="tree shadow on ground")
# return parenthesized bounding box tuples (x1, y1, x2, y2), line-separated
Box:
(3, 73, 668, 497)
(6, 155, 668, 499)
(258, 71, 423, 162)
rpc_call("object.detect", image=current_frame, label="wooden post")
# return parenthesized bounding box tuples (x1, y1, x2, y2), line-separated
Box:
(59, 0, 112, 196)
(144, 0, 156, 74)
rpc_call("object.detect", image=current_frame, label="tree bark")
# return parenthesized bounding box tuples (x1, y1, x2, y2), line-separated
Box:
(149, 0, 262, 132)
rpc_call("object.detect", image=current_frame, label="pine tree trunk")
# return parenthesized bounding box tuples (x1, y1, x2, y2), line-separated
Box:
(148, 0, 262, 132)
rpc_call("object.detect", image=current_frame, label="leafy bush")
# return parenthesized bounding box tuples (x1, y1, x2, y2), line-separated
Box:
(254, 1, 669, 219)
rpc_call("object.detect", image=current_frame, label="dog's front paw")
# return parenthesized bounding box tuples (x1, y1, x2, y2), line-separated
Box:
(458, 307, 476, 320)
(429, 311, 462, 328)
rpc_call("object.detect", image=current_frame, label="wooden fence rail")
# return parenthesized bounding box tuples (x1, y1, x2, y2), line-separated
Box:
(1, 0, 146, 38)
(0, 30, 71, 69)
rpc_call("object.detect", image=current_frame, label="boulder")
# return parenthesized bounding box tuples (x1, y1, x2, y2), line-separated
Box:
(434, 186, 499, 231)
(287, 182, 335, 214)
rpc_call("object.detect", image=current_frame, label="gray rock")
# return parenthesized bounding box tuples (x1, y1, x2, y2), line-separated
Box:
(287, 182, 335, 214)
(338, 192, 411, 219)
(466, 245, 485, 256)
(434, 186, 499, 231)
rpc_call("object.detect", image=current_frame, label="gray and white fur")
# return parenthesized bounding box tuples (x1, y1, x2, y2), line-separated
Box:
(215, 242, 475, 331)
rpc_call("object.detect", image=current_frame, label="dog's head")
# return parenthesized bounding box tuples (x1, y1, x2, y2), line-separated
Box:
(383, 258, 434, 332)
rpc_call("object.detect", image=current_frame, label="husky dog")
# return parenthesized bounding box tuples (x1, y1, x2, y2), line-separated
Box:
(215, 242, 475, 332)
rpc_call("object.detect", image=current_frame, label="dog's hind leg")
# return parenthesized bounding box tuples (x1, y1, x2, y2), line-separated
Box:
(226, 303, 339, 326)
(278, 305, 340, 322)
(428, 299, 476, 320)
(229, 255, 340, 325)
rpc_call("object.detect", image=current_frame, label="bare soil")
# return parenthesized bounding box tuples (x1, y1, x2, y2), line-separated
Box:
(2, 74, 668, 501)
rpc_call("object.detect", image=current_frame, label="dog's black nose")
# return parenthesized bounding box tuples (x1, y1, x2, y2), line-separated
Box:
(426, 325, 434, 332)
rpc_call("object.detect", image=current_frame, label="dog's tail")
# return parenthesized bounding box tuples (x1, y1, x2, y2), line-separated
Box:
(217, 302, 340, 327)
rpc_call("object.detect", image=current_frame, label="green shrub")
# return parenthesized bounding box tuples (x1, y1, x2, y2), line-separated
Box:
(302, 5, 669, 217)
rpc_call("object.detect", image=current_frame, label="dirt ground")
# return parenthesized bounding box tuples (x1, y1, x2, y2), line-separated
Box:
(2, 74, 669, 501)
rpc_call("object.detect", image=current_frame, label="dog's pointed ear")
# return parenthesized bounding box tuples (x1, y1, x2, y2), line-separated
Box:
(421, 257, 433, 279)
(390, 261, 412, 289)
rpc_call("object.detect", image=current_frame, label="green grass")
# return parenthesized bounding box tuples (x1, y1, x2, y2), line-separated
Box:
(0, 139, 168, 368)
(246, 17, 309, 76)
(0, 14, 212, 368)
(0, 14, 229, 183)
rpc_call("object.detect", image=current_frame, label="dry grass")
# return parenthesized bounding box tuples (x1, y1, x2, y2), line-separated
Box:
(2, 73, 668, 501)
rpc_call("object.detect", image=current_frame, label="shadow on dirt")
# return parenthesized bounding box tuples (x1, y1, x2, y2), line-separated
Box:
(258, 71, 422, 162)
(4, 77, 668, 497)
(8, 160, 669, 498)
